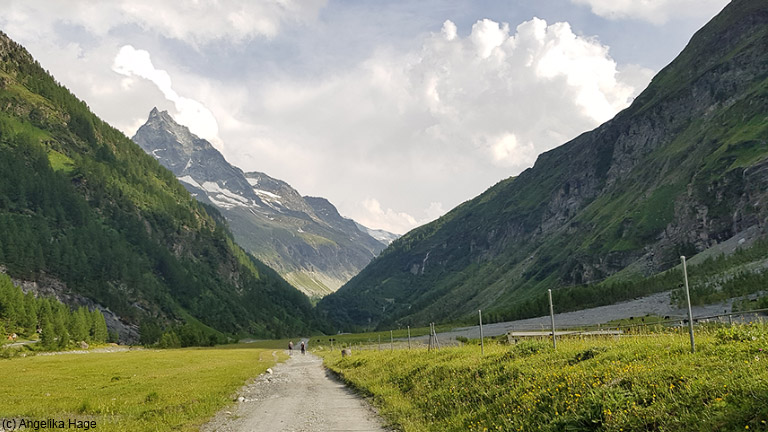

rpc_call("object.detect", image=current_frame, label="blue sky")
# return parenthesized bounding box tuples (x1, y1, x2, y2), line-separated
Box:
(0, 0, 729, 233)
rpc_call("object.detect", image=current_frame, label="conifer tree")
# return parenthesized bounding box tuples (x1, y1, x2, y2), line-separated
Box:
(90, 309, 108, 343)
(40, 318, 56, 350)
(69, 307, 88, 342)
(22, 292, 37, 331)
(53, 305, 69, 349)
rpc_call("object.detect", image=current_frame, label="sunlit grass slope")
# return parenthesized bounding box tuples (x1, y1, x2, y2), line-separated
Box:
(0, 346, 283, 431)
(324, 324, 768, 431)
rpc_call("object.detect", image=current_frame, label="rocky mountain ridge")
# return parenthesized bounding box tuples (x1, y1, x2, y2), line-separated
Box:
(133, 109, 395, 297)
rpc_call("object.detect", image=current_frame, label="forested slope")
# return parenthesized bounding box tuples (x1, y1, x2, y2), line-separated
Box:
(0, 32, 321, 342)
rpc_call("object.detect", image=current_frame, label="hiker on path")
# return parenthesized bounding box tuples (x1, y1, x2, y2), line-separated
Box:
(288, 341, 294, 356)
(300, 341, 306, 355)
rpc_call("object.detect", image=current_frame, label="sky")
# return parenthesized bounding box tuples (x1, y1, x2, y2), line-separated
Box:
(0, 0, 730, 234)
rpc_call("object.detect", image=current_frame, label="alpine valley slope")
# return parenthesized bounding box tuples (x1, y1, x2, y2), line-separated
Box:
(0, 32, 320, 342)
(319, 0, 768, 330)
(132, 109, 394, 298)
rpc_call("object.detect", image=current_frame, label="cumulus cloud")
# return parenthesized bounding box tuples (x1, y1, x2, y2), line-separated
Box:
(0, 1, 656, 236)
(569, 0, 729, 25)
(112, 45, 221, 146)
(234, 17, 652, 234)
(355, 199, 447, 235)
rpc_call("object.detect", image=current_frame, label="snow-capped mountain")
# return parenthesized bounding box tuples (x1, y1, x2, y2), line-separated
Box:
(132, 108, 394, 297)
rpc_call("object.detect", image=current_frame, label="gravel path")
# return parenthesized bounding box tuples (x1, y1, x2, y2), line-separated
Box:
(201, 350, 389, 432)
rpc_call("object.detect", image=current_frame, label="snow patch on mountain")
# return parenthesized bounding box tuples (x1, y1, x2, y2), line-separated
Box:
(178, 175, 202, 190)
(254, 189, 281, 200)
(202, 181, 251, 206)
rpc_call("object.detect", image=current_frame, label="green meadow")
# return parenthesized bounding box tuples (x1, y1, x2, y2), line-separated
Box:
(0, 345, 284, 431)
(322, 324, 768, 431)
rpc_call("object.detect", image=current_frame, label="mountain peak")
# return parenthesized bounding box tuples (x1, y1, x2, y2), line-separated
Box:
(133, 109, 391, 297)
(146, 107, 177, 126)
(133, 108, 209, 156)
(148, 106, 162, 118)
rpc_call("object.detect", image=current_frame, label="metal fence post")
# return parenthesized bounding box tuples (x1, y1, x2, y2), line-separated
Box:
(681, 256, 696, 353)
(548, 289, 557, 350)
(479, 309, 485, 356)
(408, 325, 411, 350)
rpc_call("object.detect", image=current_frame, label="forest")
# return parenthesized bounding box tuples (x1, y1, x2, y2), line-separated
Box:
(0, 273, 109, 352)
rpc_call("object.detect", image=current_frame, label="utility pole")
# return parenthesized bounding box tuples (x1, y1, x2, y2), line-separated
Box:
(548, 289, 557, 350)
(681, 256, 696, 353)
(390, 330, 394, 351)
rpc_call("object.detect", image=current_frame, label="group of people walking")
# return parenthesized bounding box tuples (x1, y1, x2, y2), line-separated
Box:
(288, 340, 306, 355)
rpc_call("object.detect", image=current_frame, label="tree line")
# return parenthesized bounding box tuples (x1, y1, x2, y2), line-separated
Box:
(0, 273, 109, 350)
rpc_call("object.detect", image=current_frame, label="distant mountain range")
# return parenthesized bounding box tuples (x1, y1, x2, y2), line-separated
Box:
(319, 0, 768, 330)
(132, 109, 397, 298)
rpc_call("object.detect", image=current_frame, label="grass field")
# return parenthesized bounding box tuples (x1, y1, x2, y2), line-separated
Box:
(0, 345, 285, 431)
(322, 324, 768, 431)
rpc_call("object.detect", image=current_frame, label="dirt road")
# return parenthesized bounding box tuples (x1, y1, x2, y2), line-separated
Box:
(201, 350, 389, 432)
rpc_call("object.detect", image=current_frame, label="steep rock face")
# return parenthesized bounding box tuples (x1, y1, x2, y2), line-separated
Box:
(319, 0, 768, 329)
(133, 111, 393, 297)
(133, 108, 265, 210)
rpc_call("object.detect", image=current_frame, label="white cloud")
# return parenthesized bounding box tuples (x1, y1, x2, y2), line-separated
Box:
(490, 133, 537, 166)
(112, 45, 221, 147)
(118, 0, 327, 44)
(355, 199, 446, 235)
(470, 19, 509, 59)
(0, 3, 656, 236)
(226, 16, 651, 234)
(441, 20, 457, 41)
(2, 0, 327, 45)
(569, 0, 729, 25)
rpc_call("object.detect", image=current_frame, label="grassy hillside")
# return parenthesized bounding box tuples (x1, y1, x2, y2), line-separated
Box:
(0, 32, 321, 340)
(319, 0, 768, 331)
(323, 325, 768, 431)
